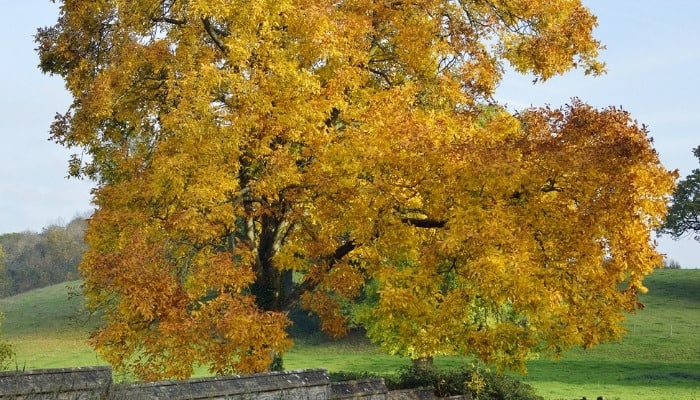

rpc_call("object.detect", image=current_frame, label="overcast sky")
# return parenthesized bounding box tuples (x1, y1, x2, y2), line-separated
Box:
(1, 1, 699, 267)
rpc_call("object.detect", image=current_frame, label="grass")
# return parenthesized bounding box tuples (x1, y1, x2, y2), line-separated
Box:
(0, 281, 104, 370)
(516, 268, 700, 399)
(1, 270, 700, 399)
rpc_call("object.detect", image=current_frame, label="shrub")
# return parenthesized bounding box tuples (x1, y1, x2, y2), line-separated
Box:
(396, 364, 543, 400)
(330, 364, 543, 400)
(478, 369, 544, 400)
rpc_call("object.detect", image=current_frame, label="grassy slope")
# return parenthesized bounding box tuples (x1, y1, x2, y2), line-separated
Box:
(0, 281, 104, 369)
(518, 268, 700, 399)
(1, 270, 700, 399)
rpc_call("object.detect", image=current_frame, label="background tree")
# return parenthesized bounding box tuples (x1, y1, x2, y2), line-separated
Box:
(0, 246, 11, 297)
(0, 248, 14, 369)
(37, 0, 675, 380)
(0, 216, 87, 296)
(661, 145, 700, 241)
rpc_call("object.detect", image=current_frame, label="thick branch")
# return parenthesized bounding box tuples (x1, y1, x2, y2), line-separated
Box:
(202, 17, 229, 54)
(401, 217, 447, 228)
(151, 16, 187, 25)
(280, 240, 358, 311)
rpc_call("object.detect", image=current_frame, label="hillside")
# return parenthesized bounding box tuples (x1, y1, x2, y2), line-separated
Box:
(511, 268, 700, 399)
(0, 281, 104, 369)
(0, 270, 699, 399)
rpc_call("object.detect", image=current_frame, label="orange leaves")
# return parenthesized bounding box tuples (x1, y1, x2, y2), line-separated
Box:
(90, 290, 291, 380)
(185, 251, 256, 299)
(193, 295, 291, 376)
(301, 290, 349, 339)
(81, 184, 291, 380)
(82, 222, 289, 379)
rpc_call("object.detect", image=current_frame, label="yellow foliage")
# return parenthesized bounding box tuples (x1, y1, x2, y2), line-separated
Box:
(39, 0, 675, 379)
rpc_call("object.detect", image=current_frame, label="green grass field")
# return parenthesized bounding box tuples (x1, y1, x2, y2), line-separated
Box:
(1, 269, 699, 399)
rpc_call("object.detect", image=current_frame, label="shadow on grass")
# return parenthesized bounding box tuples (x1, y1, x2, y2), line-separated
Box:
(642, 269, 700, 306)
(521, 359, 700, 388)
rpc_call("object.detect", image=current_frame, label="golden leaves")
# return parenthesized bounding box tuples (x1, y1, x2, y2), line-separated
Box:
(497, 0, 605, 80)
(44, 0, 673, 378)
(342, 99, 674, 369)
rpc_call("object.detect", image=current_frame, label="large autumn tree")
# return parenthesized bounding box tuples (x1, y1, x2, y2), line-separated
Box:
(37, 0, 675, 380)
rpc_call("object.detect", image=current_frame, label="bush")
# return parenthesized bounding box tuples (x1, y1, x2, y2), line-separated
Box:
(478, 369, 544, 400)
(397, 364, 541, 400)
(330, 364, 543, 400)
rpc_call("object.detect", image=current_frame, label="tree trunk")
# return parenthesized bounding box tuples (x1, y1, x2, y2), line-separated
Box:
(411, 357, 434, 370)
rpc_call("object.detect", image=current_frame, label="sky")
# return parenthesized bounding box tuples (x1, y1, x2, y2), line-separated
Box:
(1, 1, 699, 267)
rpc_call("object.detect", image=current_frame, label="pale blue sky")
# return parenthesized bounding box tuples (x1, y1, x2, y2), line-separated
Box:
(1, 1, 699, 267)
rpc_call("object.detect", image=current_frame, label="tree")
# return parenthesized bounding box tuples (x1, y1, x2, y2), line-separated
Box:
(0, 245, 11, 297)
(0, 248, 14, 369)
(36, 0, 675, 380)
(0, 216, 87, 296)
(661, 146, 700, 241)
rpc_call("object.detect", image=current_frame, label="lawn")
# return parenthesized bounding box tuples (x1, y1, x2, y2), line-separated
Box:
(1, 269, 699, 399)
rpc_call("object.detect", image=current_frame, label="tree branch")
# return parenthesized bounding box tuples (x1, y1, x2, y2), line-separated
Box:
(151, 16, 187, 25)
(401, 217, 447, 228)
(280, 240, 358, 311)
(202, 17, 229, 54)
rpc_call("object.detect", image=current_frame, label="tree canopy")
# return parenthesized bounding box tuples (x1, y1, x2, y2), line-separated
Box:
(37, 0, 675, 380)
(661, 146, 700, 241)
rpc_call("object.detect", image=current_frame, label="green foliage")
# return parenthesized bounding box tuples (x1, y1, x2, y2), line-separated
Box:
(662, 145, 700, 241)
(392, 364, 543, 400)
(270, 354, 284, 372)
(330, 365, 543, 400)
(477, 369, 544, 400)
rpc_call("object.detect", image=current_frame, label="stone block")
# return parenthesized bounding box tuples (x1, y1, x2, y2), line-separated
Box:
(110, 369, 331, 400)
(331, 378, 388, 399)
(387, 388, 437, 400)
(0, 366, 112, 399)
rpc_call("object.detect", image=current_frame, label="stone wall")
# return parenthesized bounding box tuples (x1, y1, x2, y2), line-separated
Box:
(331, 379, 387, 400)
(0, 366, 471, 399)
(111, 369, 330, 400)
(0, 366, 111, 399)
